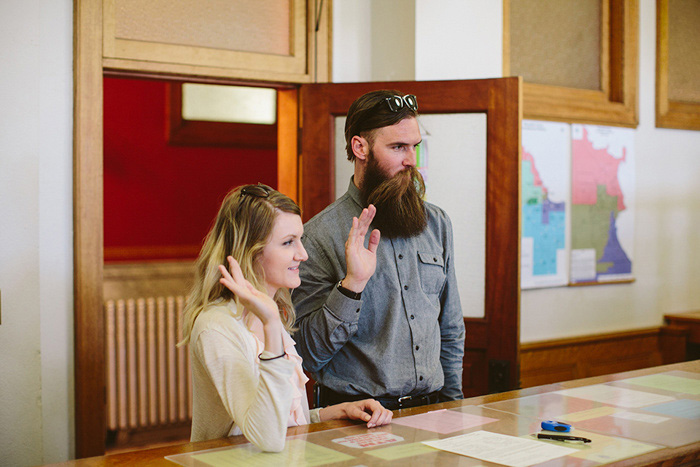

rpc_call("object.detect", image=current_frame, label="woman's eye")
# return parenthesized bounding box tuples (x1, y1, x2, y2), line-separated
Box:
(283, 240, 293, 246)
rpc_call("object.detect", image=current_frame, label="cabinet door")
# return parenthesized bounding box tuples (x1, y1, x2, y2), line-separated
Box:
(103, 0, 329, 83)
(298, 79, 522, 396)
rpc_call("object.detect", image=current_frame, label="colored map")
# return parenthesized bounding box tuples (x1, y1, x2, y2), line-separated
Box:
(570, 124, 634, 283)
(521, 120, 569, 289)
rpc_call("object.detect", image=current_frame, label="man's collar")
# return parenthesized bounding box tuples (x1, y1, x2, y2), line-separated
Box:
(347, 176, 364, 208)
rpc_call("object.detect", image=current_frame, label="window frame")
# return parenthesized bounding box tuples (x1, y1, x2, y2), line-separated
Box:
(503, 0, 638, 127)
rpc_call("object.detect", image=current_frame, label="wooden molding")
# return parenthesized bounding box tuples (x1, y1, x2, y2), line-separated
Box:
(655, 0, 700, 131)
(74, 0, 106, 457)
(277, 88, 300, 202)
(504, 0, 639, 127)
(520, 326, 688, 389)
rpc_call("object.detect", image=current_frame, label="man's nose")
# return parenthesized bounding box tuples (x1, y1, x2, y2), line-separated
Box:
(404, 146, 417, 167)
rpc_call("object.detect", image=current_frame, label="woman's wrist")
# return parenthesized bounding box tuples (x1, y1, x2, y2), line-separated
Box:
(318, 404, 345, 422)
(261, 320, 284, 355)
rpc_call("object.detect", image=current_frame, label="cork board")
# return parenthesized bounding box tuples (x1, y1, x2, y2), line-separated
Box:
(668, 0, 700, 103)
(509, 0, 601, 91)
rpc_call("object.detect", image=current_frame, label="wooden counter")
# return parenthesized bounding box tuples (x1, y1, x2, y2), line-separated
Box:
(665, 310, 700, 360)
(49, 360, 700, 466)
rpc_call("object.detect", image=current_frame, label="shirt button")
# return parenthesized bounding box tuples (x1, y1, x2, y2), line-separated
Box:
(398, 254, 403, 259)
(433, 257, 438, 262)
(356, 308, 360, 313)
(419, 376, 424, 381)
(410, 315, 415, 319)
(415, 345, 420, 351)
(403, 285, 408, 290)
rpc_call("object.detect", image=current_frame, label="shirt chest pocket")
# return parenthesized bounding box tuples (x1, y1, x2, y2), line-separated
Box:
(417, 251, 446, 295)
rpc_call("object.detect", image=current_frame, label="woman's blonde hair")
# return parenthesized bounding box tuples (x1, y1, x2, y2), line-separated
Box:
(179, 184, 301, 345)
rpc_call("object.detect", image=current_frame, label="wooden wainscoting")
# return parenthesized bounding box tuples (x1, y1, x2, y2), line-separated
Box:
(520, 326, 689, 389)
(104, 260, 195, 301)
(103, 261, 195, 452)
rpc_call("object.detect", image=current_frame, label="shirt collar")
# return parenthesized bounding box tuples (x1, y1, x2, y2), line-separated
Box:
(347, 176, 364, 208)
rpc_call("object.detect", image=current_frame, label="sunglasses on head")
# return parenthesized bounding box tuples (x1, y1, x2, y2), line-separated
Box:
(384, 94, 418, 112)
(240, 184, 272, 199)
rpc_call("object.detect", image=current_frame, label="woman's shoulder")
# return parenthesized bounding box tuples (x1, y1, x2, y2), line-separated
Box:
(191, 301, 245, 340)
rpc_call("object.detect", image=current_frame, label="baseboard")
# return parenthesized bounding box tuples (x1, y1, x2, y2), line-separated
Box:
(520, 326, 688, 389)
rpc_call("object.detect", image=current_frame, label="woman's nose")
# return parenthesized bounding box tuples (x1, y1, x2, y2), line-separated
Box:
(296, 244, 309, 262)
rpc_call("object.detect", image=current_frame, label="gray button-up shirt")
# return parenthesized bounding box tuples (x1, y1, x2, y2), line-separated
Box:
(292, 179, 465, 401)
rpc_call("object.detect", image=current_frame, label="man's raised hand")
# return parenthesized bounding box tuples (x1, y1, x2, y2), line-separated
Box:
(342, 205, 381, 293)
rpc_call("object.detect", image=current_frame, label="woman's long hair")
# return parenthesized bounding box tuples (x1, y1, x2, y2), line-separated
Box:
(179, 184, 301, 345)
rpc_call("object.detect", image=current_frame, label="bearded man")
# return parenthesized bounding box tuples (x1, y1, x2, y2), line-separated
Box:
(292, 90, 465, 410)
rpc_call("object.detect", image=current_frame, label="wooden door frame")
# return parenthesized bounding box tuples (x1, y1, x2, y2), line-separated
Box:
(298, 80, 522, 397)
(74, 3, 305, 456)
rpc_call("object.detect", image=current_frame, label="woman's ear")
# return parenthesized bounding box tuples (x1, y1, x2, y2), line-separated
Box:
(351, 135, 369, 161)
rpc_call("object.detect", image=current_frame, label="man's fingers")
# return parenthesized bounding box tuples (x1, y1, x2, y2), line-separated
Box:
(367, 229, 381, 254)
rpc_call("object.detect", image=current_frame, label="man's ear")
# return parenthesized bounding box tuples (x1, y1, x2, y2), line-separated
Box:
(351, 135, 369, 161)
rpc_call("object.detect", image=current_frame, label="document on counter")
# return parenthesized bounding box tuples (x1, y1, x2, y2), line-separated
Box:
(392, 409, 498, 434)
(554, 384, 675, 408)
(422, 430, 576, 467)
(622, 374, 700, 395)
(167, 439, 354, 467)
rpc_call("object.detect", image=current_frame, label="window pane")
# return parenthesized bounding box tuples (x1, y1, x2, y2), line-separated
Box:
(182, 84, 277, 124)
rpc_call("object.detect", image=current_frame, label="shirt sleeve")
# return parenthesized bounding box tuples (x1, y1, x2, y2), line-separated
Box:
(309, 408, 322, 424)
(194, 328, 295, 452)
(437, 215, 466, 401)
(292, 232, 362, 374)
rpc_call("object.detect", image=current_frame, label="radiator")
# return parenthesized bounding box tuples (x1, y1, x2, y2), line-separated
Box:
(105, 296, 192, 431)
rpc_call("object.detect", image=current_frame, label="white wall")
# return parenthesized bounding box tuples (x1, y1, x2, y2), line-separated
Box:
(0, 1, 74, 465)
(333, 0, 700, 342)
(1, 1, 698, 464)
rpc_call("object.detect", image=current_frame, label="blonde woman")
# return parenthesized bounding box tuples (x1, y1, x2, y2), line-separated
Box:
(180, 184, 391, 452)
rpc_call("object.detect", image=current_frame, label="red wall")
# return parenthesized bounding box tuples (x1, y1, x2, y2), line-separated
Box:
(104, 77, 277, 262)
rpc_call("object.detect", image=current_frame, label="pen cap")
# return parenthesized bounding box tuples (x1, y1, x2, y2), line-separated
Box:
(541, 420, 571, 432)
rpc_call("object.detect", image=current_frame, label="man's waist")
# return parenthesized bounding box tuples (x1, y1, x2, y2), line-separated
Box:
(317, 385, 441, 410)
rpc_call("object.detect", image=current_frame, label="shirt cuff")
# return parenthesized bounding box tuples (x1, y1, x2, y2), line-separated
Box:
(325, 285, 362, 324)
(309, 408, 322, 424)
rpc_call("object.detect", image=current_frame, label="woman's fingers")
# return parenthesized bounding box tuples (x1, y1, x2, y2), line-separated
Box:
(226, 256, 246, 283)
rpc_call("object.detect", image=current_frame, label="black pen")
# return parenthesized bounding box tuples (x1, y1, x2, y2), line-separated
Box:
(537, 433, 591, 443)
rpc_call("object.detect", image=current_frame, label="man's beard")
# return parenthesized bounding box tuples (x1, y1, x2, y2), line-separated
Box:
(359, 153, 427, 239)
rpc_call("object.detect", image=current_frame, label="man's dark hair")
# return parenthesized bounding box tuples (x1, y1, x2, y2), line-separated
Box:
(344, 90, 418, 162)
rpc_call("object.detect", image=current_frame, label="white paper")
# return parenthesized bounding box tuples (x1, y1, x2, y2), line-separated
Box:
(612, 411, 671, 424)
(554, 385, 675, 408)
(570, 248, 596, 281)
(422, 431, 576, 467)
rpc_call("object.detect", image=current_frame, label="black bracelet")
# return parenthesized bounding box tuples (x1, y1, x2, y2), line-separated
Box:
(337, 280, 362, 300)
(259, 352, 287, 361)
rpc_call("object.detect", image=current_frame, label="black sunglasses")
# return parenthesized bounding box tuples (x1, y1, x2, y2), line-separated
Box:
(384, 94, 418, 112)
(240, 184, 272, 198)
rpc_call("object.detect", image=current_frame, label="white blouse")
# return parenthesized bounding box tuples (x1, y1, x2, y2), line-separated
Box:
(189, 301, 320, 451)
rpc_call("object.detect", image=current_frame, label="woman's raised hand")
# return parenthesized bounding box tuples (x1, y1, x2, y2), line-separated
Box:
(342, 205, 381, 293)
(218, 256, 280, 325)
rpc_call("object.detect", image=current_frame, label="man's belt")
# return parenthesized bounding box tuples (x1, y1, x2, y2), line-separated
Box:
(318, 386, 440, 410)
